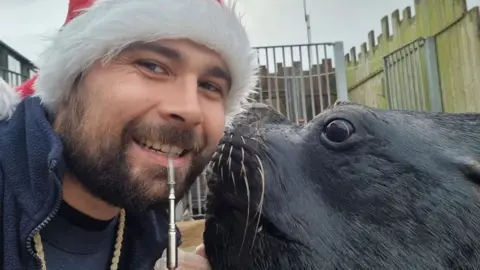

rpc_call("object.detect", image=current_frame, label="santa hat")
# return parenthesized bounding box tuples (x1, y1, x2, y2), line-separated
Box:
(1, 0, 258, 124)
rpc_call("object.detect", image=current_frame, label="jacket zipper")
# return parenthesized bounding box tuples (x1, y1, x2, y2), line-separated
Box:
(25, 166, 63, 270)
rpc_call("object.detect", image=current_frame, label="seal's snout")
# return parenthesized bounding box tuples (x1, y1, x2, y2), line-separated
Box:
(207, 128, 267, 209)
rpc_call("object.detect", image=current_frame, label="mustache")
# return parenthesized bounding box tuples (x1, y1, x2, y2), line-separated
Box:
(126, 121, 205, 152)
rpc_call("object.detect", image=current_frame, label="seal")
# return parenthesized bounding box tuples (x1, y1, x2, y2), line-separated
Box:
(203, 101, 480, 269)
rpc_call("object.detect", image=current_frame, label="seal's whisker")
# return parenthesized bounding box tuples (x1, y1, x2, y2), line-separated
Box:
(240, 147, 245, 179)
(209, 161, 216, 173)
(227, 146, 233, 172)
(227, 146, 236, 194)
(252, 155, 265, 219)
(249, 137, 261, 143)
(238, 172, 250, 258)
(230, 162, 236, 194)
(240, 135, 246, 145)
(250, 154, 265, 252)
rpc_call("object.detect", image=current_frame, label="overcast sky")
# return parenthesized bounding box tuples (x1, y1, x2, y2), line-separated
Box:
(1, 0, 480, 65)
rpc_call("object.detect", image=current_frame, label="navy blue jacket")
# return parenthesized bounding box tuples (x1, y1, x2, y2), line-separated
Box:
(0, 97, 181, 269)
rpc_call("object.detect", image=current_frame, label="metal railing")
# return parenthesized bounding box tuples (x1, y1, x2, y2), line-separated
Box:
(250, 42, 348, 123)
(176, 42, 349, 221)
(0, 68, 28, 87)
(383, 37, 443, 112)
(175, 173, 208, 221)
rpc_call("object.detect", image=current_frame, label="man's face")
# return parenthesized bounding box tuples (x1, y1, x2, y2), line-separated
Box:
(54, 39, 231, 211)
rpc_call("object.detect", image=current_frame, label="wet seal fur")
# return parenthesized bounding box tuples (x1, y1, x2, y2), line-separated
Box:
(203, 101, 480, 269)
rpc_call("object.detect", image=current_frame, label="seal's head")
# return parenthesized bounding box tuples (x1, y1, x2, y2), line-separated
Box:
(204, 101, 480, 269)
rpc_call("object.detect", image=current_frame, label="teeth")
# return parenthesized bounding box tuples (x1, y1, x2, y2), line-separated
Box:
(144, 140, 153, 148)
(138, 139, 184, 156)
(159, 144, 170, 153)
(167, 145, 184, 155)
(153, 142, 162, 150)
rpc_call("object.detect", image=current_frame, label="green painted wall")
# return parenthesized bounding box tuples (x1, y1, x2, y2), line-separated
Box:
(345, 0, 480, 112)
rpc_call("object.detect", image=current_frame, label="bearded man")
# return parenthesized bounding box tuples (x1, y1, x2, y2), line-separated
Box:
(0, 0, 257, 269)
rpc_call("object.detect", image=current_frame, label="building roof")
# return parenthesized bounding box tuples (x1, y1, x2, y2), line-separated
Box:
(0, 40, 35, 68)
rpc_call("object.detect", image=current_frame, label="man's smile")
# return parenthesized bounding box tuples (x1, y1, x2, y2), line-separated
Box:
(131, 138, 192, 168)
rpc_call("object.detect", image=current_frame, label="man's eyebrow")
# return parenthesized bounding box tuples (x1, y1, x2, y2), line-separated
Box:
(206, 66, 232, 90)
(124, 42, 232, 89)
(123, 42, 182, 61)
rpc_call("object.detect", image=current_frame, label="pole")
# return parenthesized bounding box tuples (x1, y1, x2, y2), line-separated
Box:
(166, 158, 178, 270)
(303, 0, 311, 44)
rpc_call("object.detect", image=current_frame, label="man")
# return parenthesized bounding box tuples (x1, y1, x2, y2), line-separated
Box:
(0, 0, 257, 269)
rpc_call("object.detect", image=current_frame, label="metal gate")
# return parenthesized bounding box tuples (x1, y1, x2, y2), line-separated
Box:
(251, 42, 348, 123)
(176, 42, 349, 221)
(383, 37, 442, 112)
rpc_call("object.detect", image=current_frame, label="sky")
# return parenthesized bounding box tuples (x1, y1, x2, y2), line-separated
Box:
(1, 0, 480, 66)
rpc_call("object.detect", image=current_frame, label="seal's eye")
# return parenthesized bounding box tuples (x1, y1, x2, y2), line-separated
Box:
(323, 119, 354, 143)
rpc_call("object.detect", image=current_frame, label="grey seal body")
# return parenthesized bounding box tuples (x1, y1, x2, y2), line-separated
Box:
(204, 102, 480, 270)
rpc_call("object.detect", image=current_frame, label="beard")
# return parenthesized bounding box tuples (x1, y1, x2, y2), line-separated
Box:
(54, 98, 213, 212)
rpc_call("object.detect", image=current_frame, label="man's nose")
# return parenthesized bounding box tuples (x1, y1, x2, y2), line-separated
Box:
(157, 77, 202, 128)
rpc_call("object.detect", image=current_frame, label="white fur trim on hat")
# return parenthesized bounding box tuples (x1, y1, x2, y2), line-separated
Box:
(0, 78, 21, 120)
(33, 0, 258, 125)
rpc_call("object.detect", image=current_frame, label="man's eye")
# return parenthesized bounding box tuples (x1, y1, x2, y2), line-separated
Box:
(136, 61, 167, 74)
(198, 81, 222, 94)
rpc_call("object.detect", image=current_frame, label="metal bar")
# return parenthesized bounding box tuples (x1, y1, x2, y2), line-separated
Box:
(307, 44, 316, 118)
(333, 42, 348, 102)
(265, 48, 272, 106)
(298, 46, 308, 122)
(272, 48, 281, 112)
(399, 48, 410, 110)
(187, 189, 193, 216)
(411, 42, 424, 111)
(195, 178, 202, 216)
(405, 43, 420, 110)
(256, 49, 263, 103)
(383, 56, 393, 109)
(388, 54, 397, 109)
(290, 46, 300, 124)
(388, 56, 397, 109)
(175, 199, 184, 221)
(424, 36, 443, 113)
(323, 45, 332, 106)
(316, 45, 324, 111)
(413, 41, 427, 110)
(282, 47, 291, 120)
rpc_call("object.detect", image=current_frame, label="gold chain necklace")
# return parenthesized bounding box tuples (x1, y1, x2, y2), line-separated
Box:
(33, 209, 126, 270)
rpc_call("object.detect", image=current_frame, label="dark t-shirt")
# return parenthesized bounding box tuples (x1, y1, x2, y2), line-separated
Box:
(38, 201, 119, 270)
